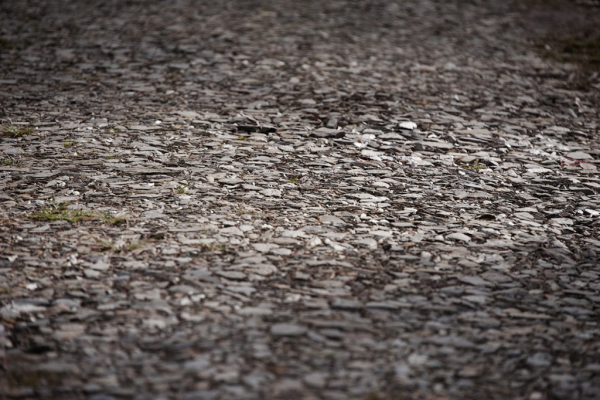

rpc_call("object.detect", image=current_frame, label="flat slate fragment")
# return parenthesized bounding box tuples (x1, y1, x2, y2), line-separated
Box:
(270, 323, 307, 336)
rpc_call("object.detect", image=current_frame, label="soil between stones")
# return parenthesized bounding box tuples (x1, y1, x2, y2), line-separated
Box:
(1, 1, 599, 399)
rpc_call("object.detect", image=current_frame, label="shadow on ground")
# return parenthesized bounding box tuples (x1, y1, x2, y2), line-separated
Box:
(514, 0, 600, 91)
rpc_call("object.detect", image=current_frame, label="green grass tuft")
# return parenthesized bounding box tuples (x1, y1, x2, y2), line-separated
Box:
(456, 160, 487, 171)
(0, 157, 22, 166)
(173, 185, 188, 194)
(30, 202, 127, 225)
(97, 211, 127, 225)
(31, 202, 91, 223)
(2, 125, 33, 137)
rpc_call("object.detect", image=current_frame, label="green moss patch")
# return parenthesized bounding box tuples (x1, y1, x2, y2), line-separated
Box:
(30, 202, 127, 225)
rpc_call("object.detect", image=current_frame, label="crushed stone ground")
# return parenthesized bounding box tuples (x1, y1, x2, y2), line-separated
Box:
(1, 1, 599, 399)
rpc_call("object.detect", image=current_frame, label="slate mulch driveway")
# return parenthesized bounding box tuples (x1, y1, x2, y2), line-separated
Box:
(1, 1, 599, 399)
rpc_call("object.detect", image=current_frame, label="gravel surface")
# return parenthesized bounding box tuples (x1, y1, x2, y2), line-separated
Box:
(1, 1, 599, 399)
